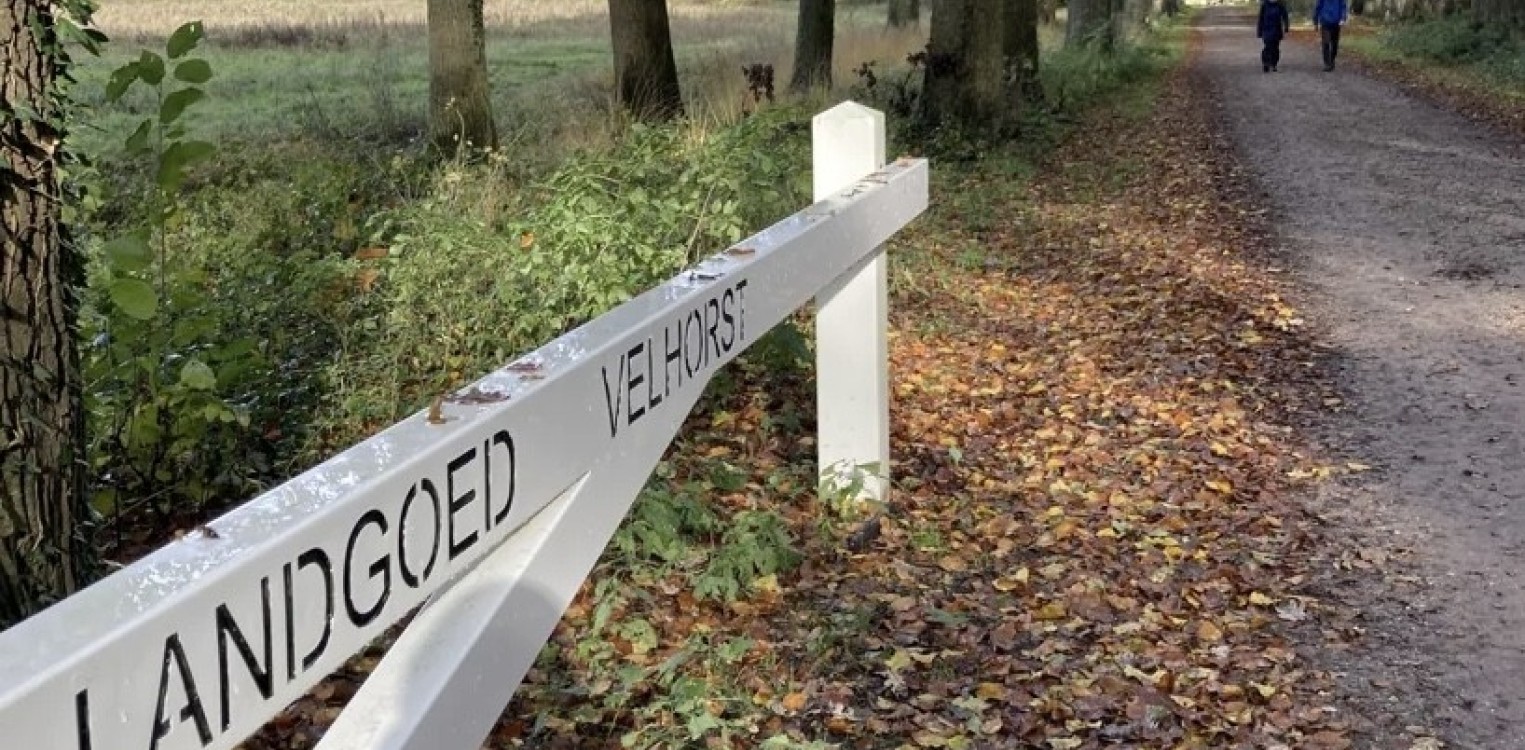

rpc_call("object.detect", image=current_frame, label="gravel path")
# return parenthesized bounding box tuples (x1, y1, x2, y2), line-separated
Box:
(1194, 9, 1525, 749)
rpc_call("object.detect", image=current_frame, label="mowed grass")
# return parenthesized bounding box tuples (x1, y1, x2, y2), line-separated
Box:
(79, 0, 925, 153)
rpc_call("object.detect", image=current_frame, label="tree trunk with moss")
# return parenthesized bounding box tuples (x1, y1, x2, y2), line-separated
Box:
(609, 0, 684, 121)
(428, 0, 497, 154)
(1, 0, 92, 629)
(922, 0, 1007, 129)
(791, 0, 835, 91)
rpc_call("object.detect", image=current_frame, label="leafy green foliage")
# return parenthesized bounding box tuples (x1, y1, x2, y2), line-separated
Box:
(311, 107, 813, 447)
(693, 509, 801, 601)
(1039, 36, 1174, 115)
(1384, 15, 1520, 64)
(84, 23, 264, 519)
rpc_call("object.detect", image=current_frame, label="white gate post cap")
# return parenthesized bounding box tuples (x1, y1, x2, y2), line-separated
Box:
(812, 102, 887, 199)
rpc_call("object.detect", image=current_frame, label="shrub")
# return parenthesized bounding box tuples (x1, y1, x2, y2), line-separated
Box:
(309, 106, 813, 449)
(1383, 15, 1518, 64)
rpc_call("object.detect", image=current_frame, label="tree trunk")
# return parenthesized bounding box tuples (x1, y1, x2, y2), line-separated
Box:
(791, 0, 836, 91)
(1123, 0, 1153, 33)
(888, 0, 921, 26)
(1, 0, 91, 629)
(1004, 0, 1041, 101)
(1474, 0, 1525, 29)
(922, 0, 1007, 129)
(428, 0, 497, 154)
(1066, 0, 1117, 49)
(608, 0, 684, 121)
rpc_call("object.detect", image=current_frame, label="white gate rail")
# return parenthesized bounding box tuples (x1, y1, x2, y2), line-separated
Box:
(0, 102, 927, 750)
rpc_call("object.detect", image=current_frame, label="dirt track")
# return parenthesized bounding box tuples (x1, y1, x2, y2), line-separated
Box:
(1195, 9, 1525, 749)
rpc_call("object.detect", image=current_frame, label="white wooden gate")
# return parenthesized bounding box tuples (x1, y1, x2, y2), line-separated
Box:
(0, 102, 927, 750)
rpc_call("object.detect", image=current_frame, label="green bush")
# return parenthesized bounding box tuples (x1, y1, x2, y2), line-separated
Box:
(1040, 36, 1173, 114)
(311, 106, 813, 448)
(1383, 15, 1518, 64)
(82, 26, 373, 520)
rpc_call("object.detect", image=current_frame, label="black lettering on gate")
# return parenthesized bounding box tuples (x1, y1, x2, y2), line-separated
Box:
(486, 430, 515, 528)
(216, 578, 274, 732)
(448, 448, 479, 559)
(705, 298, 722, 362)
(626, 341, 646, 425)
(601, 356, 627, 438)
(149, 634, 213, 750)
(284, 549, 333, 681)
(343, 510, 391, 627)
(736, 279, 748, 342)
(646, 337, 661, 410)
(720, 288, 737, 351)
(684, 309, 704, 377)
(398, 479, 441, 588)
(76, 689, 93, 750)
(663, 322, 683, 399)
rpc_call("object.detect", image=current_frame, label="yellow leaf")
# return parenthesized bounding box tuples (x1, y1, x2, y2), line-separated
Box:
(1035, 602, 1068, 621)
(1249, 591, 1276, 606)
(1196, 620, 1224, 642)
(993, 575, 1024, 592)
(1346, 462, 1372, 472)
(885, 649, 913, 672)
(1252, 682, 1278, 698)
(976, 682, 1006, 700)
(938, 555, 968, 572)
(752, 574, 780, 595)
(1205, 479, 1233, 494)
(780, 692, 807, 712)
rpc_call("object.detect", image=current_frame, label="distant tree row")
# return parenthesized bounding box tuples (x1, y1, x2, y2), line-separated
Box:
(422, 0, 1166, 153)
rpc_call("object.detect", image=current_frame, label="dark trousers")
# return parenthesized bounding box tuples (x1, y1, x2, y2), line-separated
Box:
(1261, 38, 1283, 68)
(1320, 23, 1342, 68)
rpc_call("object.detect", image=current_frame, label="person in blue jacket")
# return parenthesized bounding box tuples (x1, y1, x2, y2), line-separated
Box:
(1313, 0, 1350, 71)
(1257, 0, 1291, 72)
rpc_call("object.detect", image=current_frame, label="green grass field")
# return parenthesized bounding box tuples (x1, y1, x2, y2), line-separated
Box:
(77, 1, 923, 153)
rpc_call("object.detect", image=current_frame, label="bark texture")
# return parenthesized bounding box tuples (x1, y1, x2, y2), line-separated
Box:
(888, 0, 921, 26)
(609, 0, 684, 121)
(922, 0, 1007, 129)
(1004, 0, 1041, 100)
(791, 0, 836, 91)
(1474, 0, 1525, 29)
(428, 0, 498, 153)
(1, 0, 89, 628)
(1066, 0, 1118, 49)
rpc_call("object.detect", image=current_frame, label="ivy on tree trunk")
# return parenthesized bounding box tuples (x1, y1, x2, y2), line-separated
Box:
(1, 0, 94, 629)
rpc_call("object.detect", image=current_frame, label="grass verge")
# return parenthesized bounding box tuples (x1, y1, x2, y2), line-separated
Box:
(1341, 18, 1525, 138)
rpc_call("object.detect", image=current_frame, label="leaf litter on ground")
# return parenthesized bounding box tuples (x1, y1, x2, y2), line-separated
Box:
(241, 38, 1363, 750)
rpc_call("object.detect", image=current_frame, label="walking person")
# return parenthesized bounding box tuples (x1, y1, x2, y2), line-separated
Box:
(1257, 0, 1291, 72)
(1313, 0, 1349, 71)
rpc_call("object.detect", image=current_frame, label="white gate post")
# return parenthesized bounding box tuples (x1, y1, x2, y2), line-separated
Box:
(812, 102, 890, 503)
